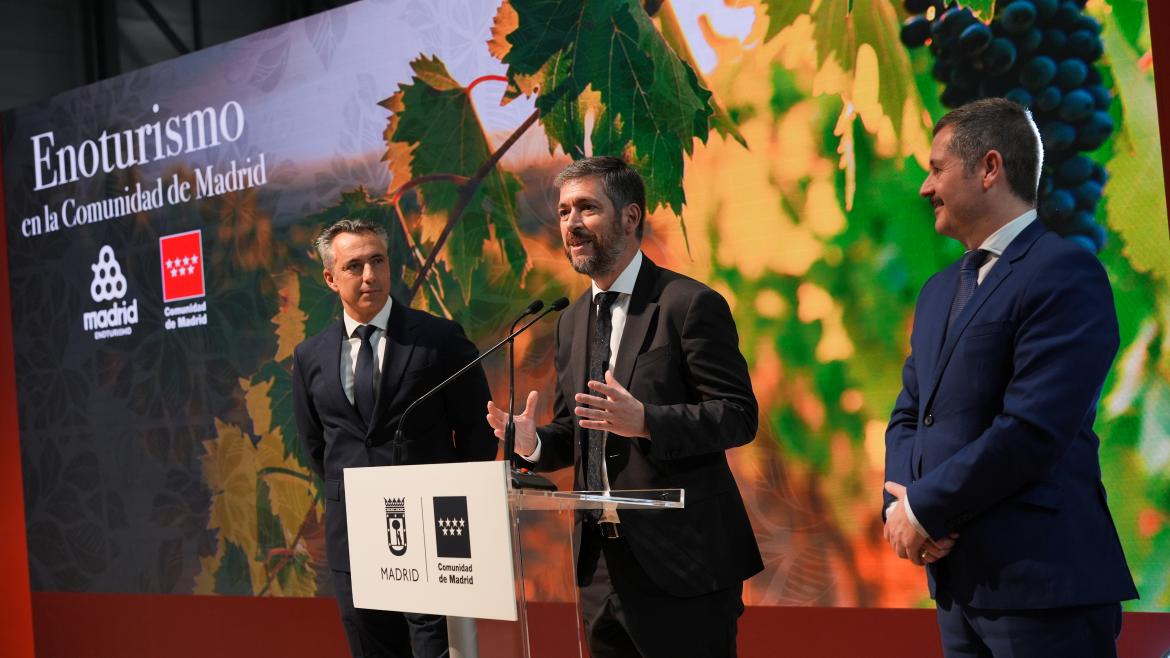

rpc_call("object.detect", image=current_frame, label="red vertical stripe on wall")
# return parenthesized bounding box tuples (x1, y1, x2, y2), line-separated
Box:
(1149, 1, 1170, 237)
(0, 129, 37, 656)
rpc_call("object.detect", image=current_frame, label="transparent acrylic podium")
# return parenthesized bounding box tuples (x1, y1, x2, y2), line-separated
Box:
(494, 487, 684, 658)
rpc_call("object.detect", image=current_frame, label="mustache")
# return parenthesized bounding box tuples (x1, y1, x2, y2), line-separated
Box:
(566, 227, 595, 243)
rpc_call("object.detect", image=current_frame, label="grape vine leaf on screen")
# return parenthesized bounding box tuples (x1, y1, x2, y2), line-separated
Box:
(380, 56, 528, 305)
(492, 0, 718, 218)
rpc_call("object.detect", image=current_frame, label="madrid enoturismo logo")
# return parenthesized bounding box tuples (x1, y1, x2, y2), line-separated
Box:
(83, 245, 138, 340)
(433, 496, 471, 559)
(90, 245, 127, 301)
(385, 497, 407, 556)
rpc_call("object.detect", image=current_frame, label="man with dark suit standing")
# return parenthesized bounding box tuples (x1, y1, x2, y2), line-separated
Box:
(487, 157, 762, 657)
(292, 218, 496, 658)
(883, 98, 1137, 657)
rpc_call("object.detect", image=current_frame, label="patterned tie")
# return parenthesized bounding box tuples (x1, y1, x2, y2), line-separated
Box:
(586, 291, 620, 500)
(353, 324, 378, 426)
(948, 249, 991, 330)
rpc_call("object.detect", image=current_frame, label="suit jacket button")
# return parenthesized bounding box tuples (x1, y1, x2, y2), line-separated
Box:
(923, 414, 934, 427)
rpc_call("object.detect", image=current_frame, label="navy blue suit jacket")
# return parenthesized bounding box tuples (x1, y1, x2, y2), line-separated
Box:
(292, 301, 496, 572)
(885, 220, 1137, 609)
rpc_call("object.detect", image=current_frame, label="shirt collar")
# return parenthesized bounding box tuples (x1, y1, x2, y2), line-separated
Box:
(342, 297, 393, 338)
(979, 209, 1037, 257)
(592, 250, 643, 300)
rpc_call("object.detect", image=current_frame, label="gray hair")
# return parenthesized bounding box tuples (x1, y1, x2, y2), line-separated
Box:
(314, 218, 389, 270)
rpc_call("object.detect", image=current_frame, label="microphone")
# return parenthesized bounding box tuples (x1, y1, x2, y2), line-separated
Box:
(391, 299, 567, 479)
(516, 299, 544, 321)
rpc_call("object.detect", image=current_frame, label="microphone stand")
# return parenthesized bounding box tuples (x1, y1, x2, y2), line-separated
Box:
(504, 303, 558, 491)
(391, 301, 563, 492)
(504, 307, 532, 474)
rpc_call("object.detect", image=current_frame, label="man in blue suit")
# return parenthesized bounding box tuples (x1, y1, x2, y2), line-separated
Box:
(882, 98, 1137, 657)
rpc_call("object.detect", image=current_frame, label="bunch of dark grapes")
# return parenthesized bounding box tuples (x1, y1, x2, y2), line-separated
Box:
(901, 0, 1111, 252)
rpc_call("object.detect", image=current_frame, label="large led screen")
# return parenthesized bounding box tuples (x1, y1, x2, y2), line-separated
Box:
(3, 0, 1168, 611)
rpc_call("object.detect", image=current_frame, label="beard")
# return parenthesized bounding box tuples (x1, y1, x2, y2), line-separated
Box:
(563, 220, 626, 278)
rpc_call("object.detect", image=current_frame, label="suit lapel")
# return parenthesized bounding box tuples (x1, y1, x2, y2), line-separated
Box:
(926, 263, 1013, 403)
(367, 301, 416, 437)
(925, 220, 1045, 404)
(918, 267, 957, 387)
(613, 258, 659, 390)
(568, 289, 591, 398)
(323, 319, 364, 426)
(566, 290, 591, 473)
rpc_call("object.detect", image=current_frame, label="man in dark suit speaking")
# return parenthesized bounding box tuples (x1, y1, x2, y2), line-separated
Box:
(883, 98, 1137, 657)
(488, 157, 763, 657)
(293, 218, 496, 658)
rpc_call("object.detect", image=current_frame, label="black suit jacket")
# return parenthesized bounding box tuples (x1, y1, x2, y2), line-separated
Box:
(292, 301, 496, 572)
(535, 257, 764, 597)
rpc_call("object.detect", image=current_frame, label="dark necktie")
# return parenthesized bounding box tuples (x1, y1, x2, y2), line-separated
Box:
(948, 249, 991, 330)
(586, 291, 620, 498)
(353, 324, 378, 425)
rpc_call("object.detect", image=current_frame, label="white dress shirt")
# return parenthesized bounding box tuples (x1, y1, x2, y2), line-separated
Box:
(524, 251, 644, 521)
(899, 210, 1037, 538)
(340, 298, 393, 404)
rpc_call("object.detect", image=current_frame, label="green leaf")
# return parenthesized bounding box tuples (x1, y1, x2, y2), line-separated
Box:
(297, 272, 340, 345)
(759, 0, 814, 42)
(1102, 10, 1169, 284)
(762, 0, 931, 167)
(255, 479, 286, 559)
(851, 0, 926, 158)
(1133, 525, 1170, 610)
(250, 361, 305, 465)
(382, 56, 528, 303)
(655, 1, 745, 147)
(1105, 0, 1149, 51)
(500, 0, 714, 215)
(963, 0, 996, 21)
(214, 539, 253, 596)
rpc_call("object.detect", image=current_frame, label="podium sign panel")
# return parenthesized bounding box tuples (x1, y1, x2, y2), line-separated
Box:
(343, 461, 517, 621)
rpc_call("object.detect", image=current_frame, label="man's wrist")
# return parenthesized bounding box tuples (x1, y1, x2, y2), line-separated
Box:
(902, 493, 928, 538)
(520, 432, 542, 462)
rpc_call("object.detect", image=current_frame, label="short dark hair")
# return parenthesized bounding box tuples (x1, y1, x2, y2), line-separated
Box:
(554, 156, 647, 239)
(314, 218, 389, 269)
(934, 98, 1042, 204)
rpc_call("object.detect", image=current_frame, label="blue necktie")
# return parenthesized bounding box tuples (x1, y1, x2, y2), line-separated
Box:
(353, 324, 378, 425)
(948, 249, 991, 330)
(586, 291, 620, 499)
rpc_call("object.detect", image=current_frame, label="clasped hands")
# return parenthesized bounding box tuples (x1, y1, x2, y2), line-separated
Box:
(883, 481, 959, 567)
(486, 371, 649, 456)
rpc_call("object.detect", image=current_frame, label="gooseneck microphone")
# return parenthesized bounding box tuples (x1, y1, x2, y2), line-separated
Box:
(391, 298, 568, 483)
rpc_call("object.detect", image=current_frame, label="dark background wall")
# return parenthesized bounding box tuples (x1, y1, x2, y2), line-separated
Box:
(0, 0, 359, 112)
